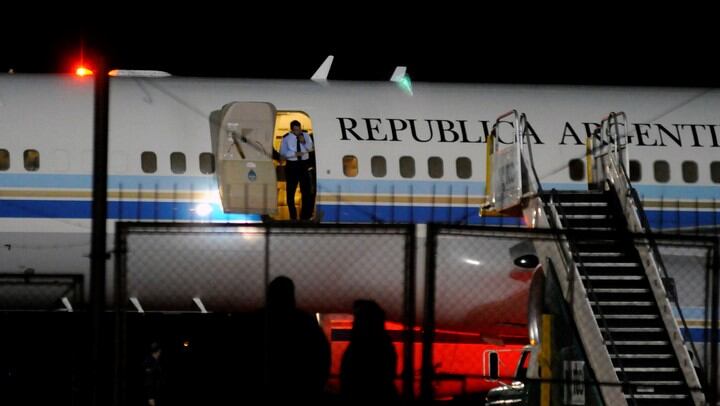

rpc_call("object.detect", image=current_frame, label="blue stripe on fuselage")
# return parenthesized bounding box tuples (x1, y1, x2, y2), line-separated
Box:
(1, 174, 720, 225)
(0, 199, 257, 221)
(1, 173, 719, 200)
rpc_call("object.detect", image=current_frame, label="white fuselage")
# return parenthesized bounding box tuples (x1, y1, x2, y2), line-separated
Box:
(0, 74, 717, 334)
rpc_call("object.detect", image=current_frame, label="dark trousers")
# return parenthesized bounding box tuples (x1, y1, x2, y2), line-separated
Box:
(285, 161, 315, 220)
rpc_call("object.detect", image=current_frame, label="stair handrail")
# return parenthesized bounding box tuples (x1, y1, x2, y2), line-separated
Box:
(485, 110, 542, 212)
(596, 112, 705, 401)
(546, 189, 634, 400)
(510, 109, 630, 403)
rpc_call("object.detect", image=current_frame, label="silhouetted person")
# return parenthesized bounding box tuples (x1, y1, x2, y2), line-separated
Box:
(253, 276, 330, 403)
(143, 342, 163, 406)
(340, 299, 398, 404)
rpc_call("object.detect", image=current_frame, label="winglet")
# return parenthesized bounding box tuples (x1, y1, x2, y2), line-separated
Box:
(311, 55, 334, 81)
(390, 66, 407, 82)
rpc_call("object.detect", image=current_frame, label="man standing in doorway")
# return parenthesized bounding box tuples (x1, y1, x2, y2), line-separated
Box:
(279, 120, 315, 220)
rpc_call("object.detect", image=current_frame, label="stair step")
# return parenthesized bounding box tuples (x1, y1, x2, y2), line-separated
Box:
(561, 213, 611, 219)
(582, 275, 643, 280)
(603, 332, 669, 342)
(575, 254, 635, 263)
(589, 288, 649, 293)
(593, 304, 658, 315)
(554, 205, 612, 215)
(590, 292, 655, 302)
(612, 357, 678, 368)
(576, 251, 626, 256)
(576, 252, 627, 257)
(581, 268, 645, 277)
(617, 370, 688, 382)
(617, 367, 679, 372)
(626, 394, 688, 399)
(600, 318, 666, 329)
(612, 346, 676, 356)
(602, 327, 664, 332)
(578, 262, 641, 267)
(542, 192, 608, 203)
(629, 380, 684, 385)
(579, 263, 642, 270)
(592, 301, 655, 306)
(625, 399, 693, 406)
(627, 381, 690, 397)
(582, 279, 650, 290)
(574, 243, 629, 253)
(562, 218, 617, 229)
(612, 353, 674, 359)
(607, 341, 669, 345)
(551, 201, 609, 207)
(564, 226, 616, 231)
(596, 314, 658, 319)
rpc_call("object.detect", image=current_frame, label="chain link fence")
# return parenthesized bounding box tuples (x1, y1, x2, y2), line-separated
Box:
(2, 222, 716, 405)
(0, 273, 83, 310)
(426, 225, 718, 405)
(114, 222, 415, 404)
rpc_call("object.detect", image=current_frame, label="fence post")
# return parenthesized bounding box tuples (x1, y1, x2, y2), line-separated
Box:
(421, 223, 437, 401)
(113, 223, 128, 406)
(710, 239, 719, 406)
(402, 225, 416, 401)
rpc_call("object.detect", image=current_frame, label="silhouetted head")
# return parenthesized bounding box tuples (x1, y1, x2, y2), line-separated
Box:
(267, 276, 296, 312)
(149, 342, 162, 358)
(352, 299, 386, 338)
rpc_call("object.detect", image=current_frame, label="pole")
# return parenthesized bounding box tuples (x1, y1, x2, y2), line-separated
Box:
(90, 59, 109, 406)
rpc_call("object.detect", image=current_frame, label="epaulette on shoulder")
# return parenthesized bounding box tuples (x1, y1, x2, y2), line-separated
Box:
(282, 132, 291, 138)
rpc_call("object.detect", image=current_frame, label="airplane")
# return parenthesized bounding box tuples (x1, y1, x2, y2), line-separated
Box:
(0, 58, 718, 400)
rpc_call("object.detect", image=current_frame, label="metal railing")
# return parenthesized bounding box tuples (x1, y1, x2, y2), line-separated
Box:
(590, 112, 707, 404)
(485, 110, 541, 215)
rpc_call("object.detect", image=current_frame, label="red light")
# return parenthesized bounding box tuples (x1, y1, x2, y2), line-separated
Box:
(75, 66, 93, 77)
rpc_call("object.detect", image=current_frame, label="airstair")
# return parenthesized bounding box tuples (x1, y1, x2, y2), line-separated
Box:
(485, 111, 704, 405)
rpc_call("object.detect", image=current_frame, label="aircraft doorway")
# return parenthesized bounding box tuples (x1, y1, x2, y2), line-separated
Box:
(272, 111, 316, 221)
(210, 104, 316, 220)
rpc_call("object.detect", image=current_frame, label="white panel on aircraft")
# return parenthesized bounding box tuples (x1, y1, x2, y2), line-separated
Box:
(211, 102, 278, 214)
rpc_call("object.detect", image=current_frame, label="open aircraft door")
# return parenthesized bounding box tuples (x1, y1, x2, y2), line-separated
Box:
(210, 102, 277, 214)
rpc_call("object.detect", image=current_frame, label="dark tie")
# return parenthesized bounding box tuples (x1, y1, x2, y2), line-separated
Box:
(296, 135, 301, 160)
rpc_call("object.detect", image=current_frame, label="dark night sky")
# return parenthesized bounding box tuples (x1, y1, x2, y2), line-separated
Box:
(1, 9, 716, 87)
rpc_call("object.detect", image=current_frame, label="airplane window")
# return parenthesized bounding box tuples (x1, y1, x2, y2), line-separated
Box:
(199, 153, 215, 174)
(654, 160, 670, 183)
(399, 156, 415, 178)
(343, 155, 358, 177)
(23, 149, 39, 171)
(711, 162, 720, 183)
(568, 159, 584, 181)
(428, 157, 443, 179)
(141, 152, 157, 174)
(0, 149, 9, 171)
(371, 156, 386, 178)
(488, 351, 499, 380)
(682, 161, 698, 183)
(170, 152, 186, 174)
(629, 160, 641, 182)
(456, 157, 472, 179)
